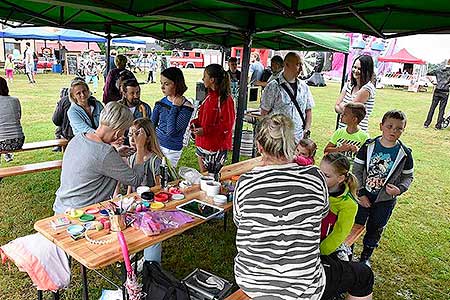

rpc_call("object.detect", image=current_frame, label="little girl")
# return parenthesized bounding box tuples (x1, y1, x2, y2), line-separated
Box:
(126, 118, 163, 193)
(5, 54, 14, 83)
(319, 152, 358, 261)
(294, 138, 317, 166)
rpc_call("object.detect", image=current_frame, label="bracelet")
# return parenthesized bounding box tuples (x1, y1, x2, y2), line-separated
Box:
(85, 230, 117, 245)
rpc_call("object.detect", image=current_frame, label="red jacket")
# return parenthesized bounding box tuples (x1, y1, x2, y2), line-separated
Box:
(191, 90, 235, 151)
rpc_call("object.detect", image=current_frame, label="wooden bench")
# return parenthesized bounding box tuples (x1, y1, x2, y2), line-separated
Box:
(225, 224, 366, 300)
(0, 139, 67, 178)
(0, 138, 68, 154)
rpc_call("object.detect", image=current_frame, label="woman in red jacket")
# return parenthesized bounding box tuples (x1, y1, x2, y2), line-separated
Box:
(191, 64, 236, 172)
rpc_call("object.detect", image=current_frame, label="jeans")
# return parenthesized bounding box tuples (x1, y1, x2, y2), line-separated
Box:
(355, 197, 397, 249)
(424, 90, 449, 128)
(85, 75, 99, 92)
(143, 243, 162, 262)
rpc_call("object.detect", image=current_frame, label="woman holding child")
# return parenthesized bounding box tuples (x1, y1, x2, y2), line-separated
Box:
(335, 55, 376, 132)
(233, 114, 373, 300)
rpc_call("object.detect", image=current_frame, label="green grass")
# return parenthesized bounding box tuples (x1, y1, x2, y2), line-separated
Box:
(1, 71, 449, 300)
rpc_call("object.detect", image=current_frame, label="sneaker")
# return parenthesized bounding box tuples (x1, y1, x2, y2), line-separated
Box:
(360, 258, 371, 268)
(131, 257, 145, 273)
(423, 124, 429, 128)
(4, 153, 13, 162)
(52, 146, 62, 152)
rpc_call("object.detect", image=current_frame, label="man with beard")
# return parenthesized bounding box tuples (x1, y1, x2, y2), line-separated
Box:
(118, 79, 152, 120)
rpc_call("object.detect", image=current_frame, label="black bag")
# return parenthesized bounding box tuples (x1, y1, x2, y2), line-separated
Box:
(142, 261, 190, 300)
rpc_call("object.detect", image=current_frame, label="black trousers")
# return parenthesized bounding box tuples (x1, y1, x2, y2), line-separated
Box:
(424, 90, 449, 128)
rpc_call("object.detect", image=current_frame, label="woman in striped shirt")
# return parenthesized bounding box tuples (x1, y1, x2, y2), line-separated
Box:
(335, 55, 376, 132)
(233, 114, 374, 300)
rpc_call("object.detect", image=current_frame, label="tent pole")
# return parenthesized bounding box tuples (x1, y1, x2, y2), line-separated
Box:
(232, 33, 253, 163)
(221, 47, 225, 67)
(336, 52, 349, 130)
(2, 38, 5, 62)
(105, 25, 111, 75)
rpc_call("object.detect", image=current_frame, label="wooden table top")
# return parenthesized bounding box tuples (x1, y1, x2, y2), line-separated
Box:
(34, 157, 262, 270)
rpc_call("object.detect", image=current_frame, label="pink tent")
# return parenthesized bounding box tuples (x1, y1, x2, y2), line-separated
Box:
(378, 48, 426, 65)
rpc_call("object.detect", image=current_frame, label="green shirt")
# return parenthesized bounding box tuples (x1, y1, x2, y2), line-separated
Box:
(320, 184, 358, 255)
(330, 127, 369, 162)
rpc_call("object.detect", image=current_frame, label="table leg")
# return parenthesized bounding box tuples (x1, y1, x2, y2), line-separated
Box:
(223, 211, 228, 231)
(81, 264, 89, 300)
(37, 290, 43, 300)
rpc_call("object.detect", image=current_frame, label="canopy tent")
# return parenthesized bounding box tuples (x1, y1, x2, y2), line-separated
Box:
(111, 37, 146, 45)
(378, 48, 426, 65)
(1, 0, 449, 163)
(0, 27, 106, 42)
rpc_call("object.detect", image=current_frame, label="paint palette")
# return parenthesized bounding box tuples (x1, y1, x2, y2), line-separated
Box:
(79, 214, 95, 222)
(85, 208, 99, 214)
(150, 202, 165, 210)
(67, 225, 85, 240)
(65, 209, 84, 219)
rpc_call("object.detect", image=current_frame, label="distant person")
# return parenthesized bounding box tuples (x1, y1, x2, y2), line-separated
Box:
(191, 64, 235, 172)
(324, 102, 369, 163)
(249, 52, 264, 84)
(24, 42, 36, 84)
(102, 49, 117, 81)
(0, 77, 24, 163)
(335, 55, 376, 132)
(146, 54, 158, 83)
(255, 55, 284, 87)
(4, 54, 14, 83)
(260, 52, 314, 142)
(424, 59, 450, 129)
(103, 54, 136, 104)
(227, 57, 241, 100)
(227, 57, 241, 84)
(160, 55, 169, 71)
(67, 79, 103, 135)
(59, 45, 68, 75)
(152, 67, 193, 167)
(353, 110, 414, 266)
(83, 50, 99, 93)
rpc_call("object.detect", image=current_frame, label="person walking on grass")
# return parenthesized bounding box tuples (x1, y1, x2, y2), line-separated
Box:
(83, 50, 99, 94)
(424, 59, 450, 129)
(24, 42, 36, 84)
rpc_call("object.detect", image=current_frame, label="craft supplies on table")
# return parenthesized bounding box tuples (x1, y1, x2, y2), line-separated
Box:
(50, 216, 71, 229)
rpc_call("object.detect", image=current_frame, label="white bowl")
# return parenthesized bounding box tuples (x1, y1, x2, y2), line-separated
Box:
(213, 194, 227, 205)
(200, 176, 214, 191)
(137, 186, 150, 196)
(205, 181, 221, 197)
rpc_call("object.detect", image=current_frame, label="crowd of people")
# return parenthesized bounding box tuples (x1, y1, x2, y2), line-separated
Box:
(0, 50, 419, 299)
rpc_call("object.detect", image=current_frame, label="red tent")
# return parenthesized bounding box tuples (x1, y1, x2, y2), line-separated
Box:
(378, 48, 426, 65)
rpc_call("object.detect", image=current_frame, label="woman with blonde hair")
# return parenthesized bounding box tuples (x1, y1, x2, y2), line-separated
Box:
(53, 102, 147, 214)
(67, 79, 103, 135)
(233, 114, 374, 300)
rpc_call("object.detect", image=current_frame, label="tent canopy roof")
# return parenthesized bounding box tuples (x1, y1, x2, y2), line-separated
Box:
(1, 27, 105, 42)
(378, 48, 426, 65)
(1, 1, 450, 46)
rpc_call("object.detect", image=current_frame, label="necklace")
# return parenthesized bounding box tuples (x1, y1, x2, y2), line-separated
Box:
(85, 230, 117, 245)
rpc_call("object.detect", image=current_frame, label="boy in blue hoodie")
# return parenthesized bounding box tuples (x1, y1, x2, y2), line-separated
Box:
(353, 110, 414, 266)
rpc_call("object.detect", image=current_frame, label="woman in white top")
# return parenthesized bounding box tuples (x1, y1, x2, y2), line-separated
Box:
(335, 55, 376, 132)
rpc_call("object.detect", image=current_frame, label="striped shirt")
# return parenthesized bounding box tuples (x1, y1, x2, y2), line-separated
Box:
(338, 81, 376, 132)
(233, 163, 329, 300)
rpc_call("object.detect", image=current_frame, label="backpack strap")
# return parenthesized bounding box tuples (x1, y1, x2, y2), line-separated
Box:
(276, 77, 306, 130)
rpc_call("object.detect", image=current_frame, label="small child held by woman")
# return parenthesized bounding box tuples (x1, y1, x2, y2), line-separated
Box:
(294, 138, 317, 166)
(319, 152, 359, 261)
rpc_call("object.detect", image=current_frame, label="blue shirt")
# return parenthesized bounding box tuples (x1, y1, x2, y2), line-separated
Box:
(151, 97, 194, 151)
(250, 61, 264, 83)
(365, 139, 400, 194)
(67, 99, 103, 135)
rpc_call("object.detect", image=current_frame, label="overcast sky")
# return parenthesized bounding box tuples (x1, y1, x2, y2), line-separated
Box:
(396, 34, 450, 64)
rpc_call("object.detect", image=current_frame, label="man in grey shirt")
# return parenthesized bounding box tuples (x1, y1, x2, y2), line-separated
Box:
(53, 102, 146, 214)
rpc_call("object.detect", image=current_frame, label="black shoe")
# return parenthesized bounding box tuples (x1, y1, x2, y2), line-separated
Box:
(52, 146, 62, 152)
(435, 124, 442, 130)
(360, 245, 375, 265)
(424, 124, 429, 128)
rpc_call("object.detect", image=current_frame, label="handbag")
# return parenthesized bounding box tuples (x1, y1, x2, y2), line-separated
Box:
(142, 261, 190, 300)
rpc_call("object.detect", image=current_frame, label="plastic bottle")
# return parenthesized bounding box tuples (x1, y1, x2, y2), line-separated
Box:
(160, 157, 169, 190)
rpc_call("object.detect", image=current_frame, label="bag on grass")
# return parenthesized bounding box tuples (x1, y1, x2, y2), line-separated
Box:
(142, 261, 190, 300)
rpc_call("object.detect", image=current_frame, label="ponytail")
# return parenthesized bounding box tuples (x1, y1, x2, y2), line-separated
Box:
(322, 153, 359, 199)
(205, 64, 231, 103)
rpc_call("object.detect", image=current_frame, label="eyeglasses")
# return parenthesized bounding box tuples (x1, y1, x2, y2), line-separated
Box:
(383, 124, 404, 133)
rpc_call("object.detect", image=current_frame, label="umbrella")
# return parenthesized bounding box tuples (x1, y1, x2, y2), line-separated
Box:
(117, 231, 143, 300)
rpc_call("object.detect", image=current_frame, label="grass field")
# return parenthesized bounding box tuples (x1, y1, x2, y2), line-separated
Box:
(0, 70, 449, 300)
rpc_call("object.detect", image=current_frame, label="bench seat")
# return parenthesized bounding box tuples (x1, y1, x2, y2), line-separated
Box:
(0, 139, 68, 154)
(0, 160, 62, 177)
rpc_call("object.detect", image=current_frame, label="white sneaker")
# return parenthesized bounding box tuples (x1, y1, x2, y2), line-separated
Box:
(4, 153, 13, 162)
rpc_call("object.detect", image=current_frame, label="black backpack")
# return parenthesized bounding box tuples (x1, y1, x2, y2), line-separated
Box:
(142, 261, 190, 300)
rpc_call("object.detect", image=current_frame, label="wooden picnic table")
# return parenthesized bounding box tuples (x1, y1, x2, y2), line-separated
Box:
(33, 157, 262, 299)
